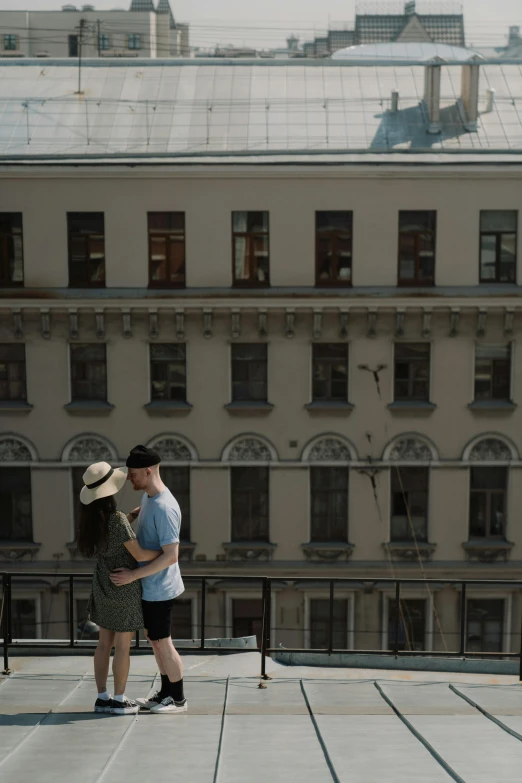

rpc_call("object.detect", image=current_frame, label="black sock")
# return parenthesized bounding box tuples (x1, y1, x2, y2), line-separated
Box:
(160, 674, 170, 696)
(170, 678, 185, 703)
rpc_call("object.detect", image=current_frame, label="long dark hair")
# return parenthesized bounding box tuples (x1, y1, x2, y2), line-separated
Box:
(77, 495, 117, 558)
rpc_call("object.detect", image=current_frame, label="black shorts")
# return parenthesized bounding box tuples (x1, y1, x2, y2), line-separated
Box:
(142, 598, 176, 641)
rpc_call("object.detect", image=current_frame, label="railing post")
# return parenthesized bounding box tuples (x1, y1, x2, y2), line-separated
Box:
(2, 574, 10, 674)
(459, 583, 467, 657)
(259, 577, 268, 684)
(200, 577, 206, 652)
(328, 580, 334, 655)
(519, 600, 522, 683)
(394, 581, 401, 657)
(69, 576, 75, 648)
(266, 578, 272, 653)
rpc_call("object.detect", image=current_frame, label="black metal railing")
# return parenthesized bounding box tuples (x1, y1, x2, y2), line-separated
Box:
(2, 572, 522, 680)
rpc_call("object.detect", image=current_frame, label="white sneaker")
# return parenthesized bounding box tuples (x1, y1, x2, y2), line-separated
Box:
(135, 690, 165, 710)
(150, 696, 188, 714)
(110, 697, 139, 715)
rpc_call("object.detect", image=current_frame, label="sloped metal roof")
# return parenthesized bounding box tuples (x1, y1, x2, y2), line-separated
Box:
(0, 59, 521, 160)
(332, 42, 482, 62)
(355, 12, 465, 46)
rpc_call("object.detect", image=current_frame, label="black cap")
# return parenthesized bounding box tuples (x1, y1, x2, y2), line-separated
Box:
(126, 445, 161, 469)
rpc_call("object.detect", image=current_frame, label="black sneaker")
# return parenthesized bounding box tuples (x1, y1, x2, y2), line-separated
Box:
(94, 697, 112, 714)
(110, 697, 139, 715)
(135, 690, 166, 710)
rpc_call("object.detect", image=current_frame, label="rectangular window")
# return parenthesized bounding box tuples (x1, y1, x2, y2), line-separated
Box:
(67, 213, 105, 287)
(161, 466, 191, 542)
(68, 35, 78, 57)
(0, 344, 27, 401)
(4, 34, 18, 51)
(0, 213, 24, 286)
(150, 344, 186, 402)
(170, 599, 193, 640)
(232, 211, 269, 286)
(72, 466, 85, 542)
(98, 34, 110, 51)
(232, 599, 263, 646)
(388, 598, 426, 652)
(474, 344, 511, 401)
(391, 466, 428, 542)
(469, 467, 507, 539)
(231, 467, 269, 542)
(0, 467, 32, 541)
(466, 599, 504, 653)
(231, 344, 267, 402)
(128, 33, 141, 50)
(312, 343, 348, 402)
(315, 211, 353, 286)
(394, 343, 430, 401)
(310, 467, 348, 542)
(148, 212, 185, 287)
(480, 211, 517, 283)
(70, 344, 107, 401)
(310, 599, 348, 649)
(12, 599, 36, 639)
(398, 211, 436, 285)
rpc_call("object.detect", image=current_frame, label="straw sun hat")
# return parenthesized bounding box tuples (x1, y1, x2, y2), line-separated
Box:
(80, 461, 128, 506)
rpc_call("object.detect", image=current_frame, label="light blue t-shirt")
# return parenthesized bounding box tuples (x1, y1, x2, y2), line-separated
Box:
(135, 487, 185, 602)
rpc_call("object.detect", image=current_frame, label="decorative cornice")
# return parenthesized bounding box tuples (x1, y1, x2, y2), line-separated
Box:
(383, 542, 437, 562)
(222, 541, 276, 562)
(462, 540, 514, 563)
(301, 542, 355, 562)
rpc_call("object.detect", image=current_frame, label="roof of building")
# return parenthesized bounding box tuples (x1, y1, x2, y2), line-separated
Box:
(332, 42, 481, 62)
(129, 0, 155, 10)
(355, 10, 465, 47)
(0, 59, 521, 161)
(2, 653, 522, 783)
(156, 0, 176, 29)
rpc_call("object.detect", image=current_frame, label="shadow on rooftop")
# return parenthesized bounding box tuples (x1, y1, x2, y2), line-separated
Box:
(370, 102, 472, 151)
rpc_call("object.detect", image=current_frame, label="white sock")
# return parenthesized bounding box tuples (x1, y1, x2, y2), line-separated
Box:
(113, 694, 125, 702)
(98, 690, 110, 701)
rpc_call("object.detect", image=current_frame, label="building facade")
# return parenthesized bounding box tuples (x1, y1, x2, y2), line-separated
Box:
(0, 1, 188, 59)
(0, 57, 521, 658)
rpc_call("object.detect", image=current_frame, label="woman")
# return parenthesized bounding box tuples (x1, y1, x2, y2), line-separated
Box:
(78, 460, 160, 715)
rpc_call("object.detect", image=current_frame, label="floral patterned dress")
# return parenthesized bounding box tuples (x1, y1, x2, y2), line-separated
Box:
(88, 511, 144, 633)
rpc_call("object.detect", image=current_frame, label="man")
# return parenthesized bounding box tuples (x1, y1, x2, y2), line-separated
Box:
(110, 444, 187, 714)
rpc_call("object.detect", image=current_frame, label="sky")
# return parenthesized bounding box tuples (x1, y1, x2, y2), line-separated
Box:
(0, 0, 520, 48)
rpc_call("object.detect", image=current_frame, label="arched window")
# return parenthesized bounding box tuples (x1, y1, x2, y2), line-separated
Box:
(301, 435, 357, 463)
(147, 435, 198, 543)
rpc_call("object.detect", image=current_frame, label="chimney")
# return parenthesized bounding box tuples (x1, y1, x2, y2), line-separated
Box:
(391, 89, 399, 113)
(424, 61, 442, 134)
(508, 26, 521, 47)
(460, 57, 482, 131)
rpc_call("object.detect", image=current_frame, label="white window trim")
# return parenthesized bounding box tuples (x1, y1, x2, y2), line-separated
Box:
(381, 591, 434, 652)
(10, 590, 42, 641)
(225, 590, 276, 643)
(303, 590, 355, 650)
(464, 590, 513, 654)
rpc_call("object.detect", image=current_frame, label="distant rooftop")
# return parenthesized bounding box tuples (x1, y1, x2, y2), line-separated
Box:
(0, 59, 521, 161)
(332, 42, 481, 62)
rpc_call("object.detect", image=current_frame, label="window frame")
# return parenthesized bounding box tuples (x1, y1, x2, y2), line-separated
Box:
(0, 466, 33, 543)
(67, 212, 106, 289)
(390, 465, 429, 543)
(311, 343, 349, 402)
(315, 210, 353, 287)
(98, 33, 111, 51)
(397, 210, 437, 287)
(0, 212, 24, 287)
(231, 343, 268, 403)
(231, 211, 270, 288)
(465, 596, 509, 654)
(303, 591, 355, 650)
(473, 343, 512, 402)
(147, 212, 186, 289)
(4, 34, 18, 51)
(479, 210, 518, 284)
(393, 342, 431, 402)
(309, 466, 349, 543)
(225, 589, 276, 643)
(128, 33, 142, 50)
(10, 593, 41, 640)
(69, 343, 108, 402)
(469, 466, 508, 540)
(149, 343, 187, 403)
(230, 466, 270, 542)
(0, 343, 27, 402)
(382, 593, 432, 652)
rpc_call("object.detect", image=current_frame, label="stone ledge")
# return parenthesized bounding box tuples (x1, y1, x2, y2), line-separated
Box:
(0, 401, 33, 414)
(305, 401, 354, 414)
(144, 400, 193, 416)
(462, 539, 514, 563)
(0, 542, 41, 562)
(224, 401, 274, 415)
(222, 541, 276, 561)
(301, 542, 355, 561)
(387, 401, 437, 413)
(468, 400, 517, 413)
(64, 400, 114, 416)
(383, 541, 437, 562)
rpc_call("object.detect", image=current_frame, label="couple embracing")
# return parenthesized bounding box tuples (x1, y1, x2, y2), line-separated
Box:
(78, 444, 187, 716)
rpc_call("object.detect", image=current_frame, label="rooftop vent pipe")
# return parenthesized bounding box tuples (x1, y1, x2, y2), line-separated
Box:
(460, 58, 482, 131)
(485, 87, 495, 113)
(391, 89, 399, 112)
(424, 60, 442, 134)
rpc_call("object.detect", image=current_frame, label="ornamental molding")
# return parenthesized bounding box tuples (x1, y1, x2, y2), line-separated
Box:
(384, 435, 437, 462)
(468, 438, 513, 462)
(383, 542, 437, 562)
(0, 435, 37, 462)
(63, 434, 116, 463)
(222, 542, 276, 561)
(222, 435, 277, 462)
(301, 543, 355, 562)
(148, 437, 194, 462)
(302, 436, 357, 462)
(462, 540, 514, 563)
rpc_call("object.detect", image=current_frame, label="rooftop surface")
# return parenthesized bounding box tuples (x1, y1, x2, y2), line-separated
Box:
(2, 653, 522, 782)
(0, 60, 521, 160)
